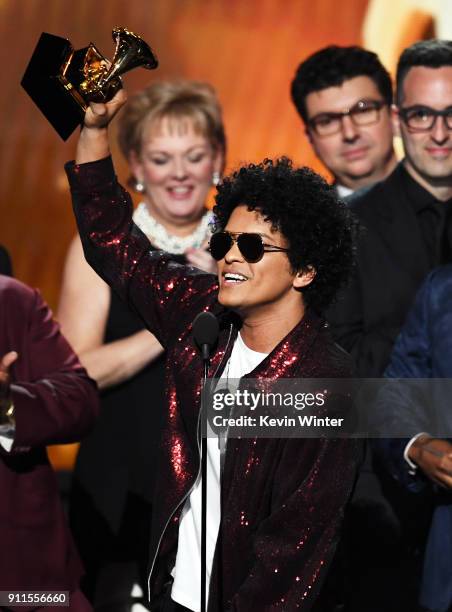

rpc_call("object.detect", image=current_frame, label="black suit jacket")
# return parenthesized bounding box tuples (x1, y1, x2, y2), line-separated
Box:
(328, 162, 434, 377)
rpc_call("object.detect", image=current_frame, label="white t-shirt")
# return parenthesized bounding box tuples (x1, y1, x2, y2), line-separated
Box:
(0, 424, 14, 452)
(171, 333, 268, 611)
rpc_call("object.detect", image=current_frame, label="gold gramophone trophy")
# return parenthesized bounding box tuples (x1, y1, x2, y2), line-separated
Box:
(21, 28, 158, 140)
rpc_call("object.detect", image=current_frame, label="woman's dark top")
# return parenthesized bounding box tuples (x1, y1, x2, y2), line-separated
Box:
(0, 245, 12, 276)
(73, 249, 186, 533)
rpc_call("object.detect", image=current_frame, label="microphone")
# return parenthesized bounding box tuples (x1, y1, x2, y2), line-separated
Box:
(193, 311, 219, 362)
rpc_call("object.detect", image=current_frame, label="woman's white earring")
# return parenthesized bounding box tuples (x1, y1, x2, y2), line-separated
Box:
(135, 181, 145, 193)
(212, 171, 221, 187)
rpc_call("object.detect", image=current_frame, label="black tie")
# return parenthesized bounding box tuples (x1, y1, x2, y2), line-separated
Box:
(440, 201, 452, 265)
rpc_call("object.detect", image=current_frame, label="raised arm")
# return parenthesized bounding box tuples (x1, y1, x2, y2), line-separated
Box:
(58, 235, 164, 390)
(75, 90, 128, 164)
(65, 93, 217, 348)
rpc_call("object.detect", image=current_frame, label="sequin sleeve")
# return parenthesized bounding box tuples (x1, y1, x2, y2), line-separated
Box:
(65, 157, 218, 348)
(228, 436, 361, 611)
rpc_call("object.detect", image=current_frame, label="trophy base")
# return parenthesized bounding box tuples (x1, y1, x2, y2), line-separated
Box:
(21, 33, 84, 140)
(21, 33, 122, 140)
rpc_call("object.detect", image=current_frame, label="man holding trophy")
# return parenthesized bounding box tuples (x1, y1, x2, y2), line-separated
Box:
(65, 84, 361, 612)
(23, 28, 360, 612)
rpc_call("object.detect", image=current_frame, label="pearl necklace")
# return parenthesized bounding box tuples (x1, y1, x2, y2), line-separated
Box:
(133, 202, 213, 254)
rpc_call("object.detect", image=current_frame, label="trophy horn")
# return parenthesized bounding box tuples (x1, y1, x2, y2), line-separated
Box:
(99, 27, 158, 90)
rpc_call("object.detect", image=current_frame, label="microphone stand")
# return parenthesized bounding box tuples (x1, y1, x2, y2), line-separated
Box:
(200, 348, 209, 612)
(193, 311, 219, 612)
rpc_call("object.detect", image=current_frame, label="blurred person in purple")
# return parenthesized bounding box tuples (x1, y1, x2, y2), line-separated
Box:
(0, 274, 98, 609)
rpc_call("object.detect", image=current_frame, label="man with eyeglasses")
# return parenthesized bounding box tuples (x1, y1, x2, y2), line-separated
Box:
(291, 45, 397, 197)
(63, 88, 361, 611)
(325, 39, 452, 612)
(330, 37, 452, 376)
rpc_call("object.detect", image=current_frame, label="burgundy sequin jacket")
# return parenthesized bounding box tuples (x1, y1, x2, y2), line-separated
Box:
(66, 156, 360, 612)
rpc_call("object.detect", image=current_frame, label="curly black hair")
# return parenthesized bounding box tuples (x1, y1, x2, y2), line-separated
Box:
(213, 158, 355, 313)
(396, 39, 452, 104)
(291, 45, 393, 123)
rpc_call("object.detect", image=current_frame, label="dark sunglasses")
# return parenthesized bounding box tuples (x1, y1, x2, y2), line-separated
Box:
(209, 231, 289, 263)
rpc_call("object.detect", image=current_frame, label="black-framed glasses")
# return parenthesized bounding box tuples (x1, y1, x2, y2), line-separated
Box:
(308, 99, 387, 137)
(399, 105, 452, 132)
(209, 231, 289, 263)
